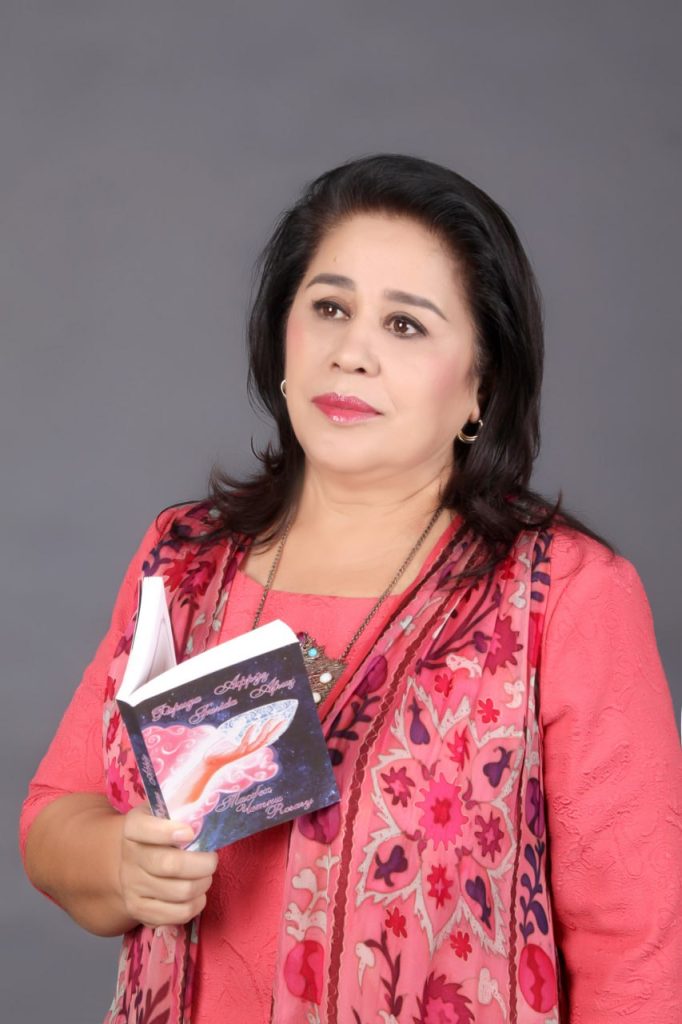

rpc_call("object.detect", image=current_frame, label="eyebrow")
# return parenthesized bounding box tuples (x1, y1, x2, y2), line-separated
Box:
(305, 272, 448, 321)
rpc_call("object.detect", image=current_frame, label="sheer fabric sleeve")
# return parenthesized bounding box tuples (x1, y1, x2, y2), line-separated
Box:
(539, 532, 682, 1023)
(18, 508, 177, 867)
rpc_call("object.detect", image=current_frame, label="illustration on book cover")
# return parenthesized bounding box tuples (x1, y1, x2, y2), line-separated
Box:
(125, 642, 339, 851)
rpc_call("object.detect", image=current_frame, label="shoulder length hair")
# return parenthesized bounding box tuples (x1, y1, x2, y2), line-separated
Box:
(204, 152, 608, 566)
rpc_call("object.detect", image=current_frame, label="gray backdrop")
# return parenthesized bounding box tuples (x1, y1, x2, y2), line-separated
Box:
(2, 2, 680, 1021)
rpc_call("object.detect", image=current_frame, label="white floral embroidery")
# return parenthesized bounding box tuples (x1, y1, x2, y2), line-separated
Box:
(478, 967, 507, 1018)
(503, 678, 525, 709)
(285, 854, 339, 941)
(509, 580, 527, 609)
(355, 941, 376, 987)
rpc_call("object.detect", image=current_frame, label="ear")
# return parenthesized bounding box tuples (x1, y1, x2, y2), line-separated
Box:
(467, 389, 482, 425)
(471, 378, 488, 422)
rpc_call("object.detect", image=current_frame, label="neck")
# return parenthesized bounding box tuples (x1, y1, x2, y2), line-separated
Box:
(244, 464, 455, 597)
(293, 464, 449, 538)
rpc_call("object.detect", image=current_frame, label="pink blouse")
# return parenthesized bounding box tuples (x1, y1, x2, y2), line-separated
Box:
(19, 523, 682, 1022)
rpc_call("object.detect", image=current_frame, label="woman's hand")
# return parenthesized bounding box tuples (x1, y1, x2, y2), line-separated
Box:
(23, 792, 218, 936)
(119, 804, 218, 928)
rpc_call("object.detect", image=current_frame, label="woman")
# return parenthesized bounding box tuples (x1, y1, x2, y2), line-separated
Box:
(20, 154, 681, 1023)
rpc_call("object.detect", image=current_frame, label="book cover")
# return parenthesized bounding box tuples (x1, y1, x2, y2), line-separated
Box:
(117, 579, 340, 851)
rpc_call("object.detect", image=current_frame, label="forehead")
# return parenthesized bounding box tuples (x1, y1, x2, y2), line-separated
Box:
(311, 211, 452, 264)
(305, 212, 469, 313)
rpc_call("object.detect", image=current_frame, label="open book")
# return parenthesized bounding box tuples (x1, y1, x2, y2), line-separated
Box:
(116, 577, 340, 851)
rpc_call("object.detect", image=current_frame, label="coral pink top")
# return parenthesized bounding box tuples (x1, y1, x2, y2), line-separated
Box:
(19, 525, 682, 1022)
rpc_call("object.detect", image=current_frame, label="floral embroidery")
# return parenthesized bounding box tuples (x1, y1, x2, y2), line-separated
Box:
(474, 811, 504, 861)
(361, 929, 405, 1019)
(414, 972, 474, 1024)
(284, 939, 324, 1004)
(106, 710, 121, 749)
(417, 775, 468, 848)
(163, 551, 214, 601)
(113, 620, 134, 659)
(374, 845, 409, 888)
(408, 697, 431, 744)
(100, 507, 558, 1023)
(446, 728, 470, 767)
(484, 615, 522, 674)
(434, 671, 454, 697)
(476, 697, 500, 724)
(385, 907, 407, 938)
(426, 864, 454, 908)
(381, 765, 416, 807)
(449, 930, 472, 961)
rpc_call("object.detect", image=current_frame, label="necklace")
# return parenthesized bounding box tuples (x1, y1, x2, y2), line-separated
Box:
(251, 507, 443, 704)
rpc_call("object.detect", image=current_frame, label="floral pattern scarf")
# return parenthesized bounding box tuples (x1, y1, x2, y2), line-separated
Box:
(101, 502, 565, 1024)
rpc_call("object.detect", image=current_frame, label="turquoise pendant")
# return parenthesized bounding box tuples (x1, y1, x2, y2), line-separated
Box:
(296, 631, 347, 704)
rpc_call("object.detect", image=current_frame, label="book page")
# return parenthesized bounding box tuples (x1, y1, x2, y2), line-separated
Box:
(117, 576, 176, 701)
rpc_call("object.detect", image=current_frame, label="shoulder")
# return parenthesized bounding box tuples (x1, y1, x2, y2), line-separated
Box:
(142, 499, 238, 552)
(544, 524, 647, 632)
(121, 500, 239, 586)
(151, 498, 226, 540)
(537, 526, 673, 734)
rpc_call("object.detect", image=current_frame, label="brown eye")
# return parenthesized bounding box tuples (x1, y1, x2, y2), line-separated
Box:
(389, 315, 424, 338)
(313, 300, 345, 319)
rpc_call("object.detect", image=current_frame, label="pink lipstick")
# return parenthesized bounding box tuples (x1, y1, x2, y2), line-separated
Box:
(311, 392, 381, 424)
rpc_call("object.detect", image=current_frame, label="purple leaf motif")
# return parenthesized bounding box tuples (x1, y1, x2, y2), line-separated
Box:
(525, 777, 545, 837)
(482, 746, 512, 788)
(374, 845, 408, 887)
(464, 875, 492, 928)
(472, 630, 488, 653)
(408, 698, 430, 745)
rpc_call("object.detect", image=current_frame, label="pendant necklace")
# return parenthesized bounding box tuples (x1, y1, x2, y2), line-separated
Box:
(251, 507, 443, 704)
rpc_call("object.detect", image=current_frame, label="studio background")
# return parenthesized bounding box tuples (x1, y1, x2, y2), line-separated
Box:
(2, 3, 679, 1021)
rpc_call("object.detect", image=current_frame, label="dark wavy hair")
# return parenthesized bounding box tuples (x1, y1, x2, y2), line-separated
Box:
(205, 152, 608, 566)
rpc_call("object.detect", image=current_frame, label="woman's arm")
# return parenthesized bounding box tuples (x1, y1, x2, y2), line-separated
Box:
(20, 506, 218, 936)
(24, 796, 216, 936)
(540, 532, 682, 1023)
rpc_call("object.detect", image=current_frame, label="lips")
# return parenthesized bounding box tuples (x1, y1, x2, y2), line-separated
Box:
(311, 392, 381, 423)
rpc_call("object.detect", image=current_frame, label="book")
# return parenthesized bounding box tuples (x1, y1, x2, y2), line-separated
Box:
(116, 576, 340, 851)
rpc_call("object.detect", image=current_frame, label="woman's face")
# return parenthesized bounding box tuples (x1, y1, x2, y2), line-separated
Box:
(284, 212, 481, 488)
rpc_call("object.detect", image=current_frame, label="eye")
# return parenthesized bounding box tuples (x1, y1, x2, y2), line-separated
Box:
(312, 299, 347, 320)
(387, 314, 425, 338)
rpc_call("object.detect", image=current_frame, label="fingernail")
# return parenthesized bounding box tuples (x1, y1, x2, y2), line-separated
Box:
(171, 826, 195, 842)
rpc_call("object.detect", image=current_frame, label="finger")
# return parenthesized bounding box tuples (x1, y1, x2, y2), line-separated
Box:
(124, 806, 196, 847)
(131, 869, 215, 906)
(134, 846, 218, 881)
(132, 891, 209, 928)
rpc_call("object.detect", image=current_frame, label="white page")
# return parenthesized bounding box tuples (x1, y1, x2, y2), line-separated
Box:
(118, 578, 298, 707)
(117, 577, 176, 701)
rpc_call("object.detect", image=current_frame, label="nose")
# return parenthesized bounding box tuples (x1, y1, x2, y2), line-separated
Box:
(329, 317, 380, 376)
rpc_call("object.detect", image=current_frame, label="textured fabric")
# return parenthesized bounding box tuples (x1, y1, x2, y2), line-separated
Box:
(271, 523, 560, 1022)
(19, 506, 682, 1022)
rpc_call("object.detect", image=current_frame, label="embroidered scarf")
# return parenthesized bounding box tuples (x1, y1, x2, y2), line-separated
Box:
(101, 502, 565, 1024)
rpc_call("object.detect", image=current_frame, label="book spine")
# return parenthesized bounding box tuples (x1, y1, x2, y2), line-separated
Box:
(117, 699, 170, 819)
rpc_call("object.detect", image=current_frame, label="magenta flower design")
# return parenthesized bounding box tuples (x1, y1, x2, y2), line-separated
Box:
(415, 971, 474, 1023)
(446, 728, 470, 768)
(385, 907, 407, 938)
(380, 765, 415, 808)
(417, 774, 468, 848)
(477, 698, 500, 724)
(474, 811, 504, 861)
(426, 864, 454, 908)
(485, 615, 522, 674)
(449, 929, 472, 961)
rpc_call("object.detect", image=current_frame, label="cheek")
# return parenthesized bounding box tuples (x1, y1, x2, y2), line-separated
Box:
(420, 357, 475, 413)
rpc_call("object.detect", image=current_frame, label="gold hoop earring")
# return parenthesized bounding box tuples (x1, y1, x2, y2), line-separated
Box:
(456, 418, 483, 444)
(280, 379, 287, 399)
